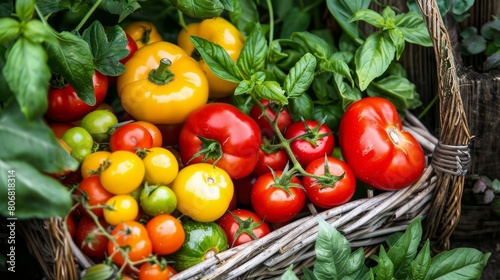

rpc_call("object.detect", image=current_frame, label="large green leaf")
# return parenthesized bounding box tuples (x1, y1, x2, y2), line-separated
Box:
(284, 53, 316, 98)
(366, 75, 422, 111)
(292, 31, 333, 60)
(2, 38, 51, 120)
(426, 249, 490, 280)
(409, 240, 432, 279)
(45, 31, 95, 105)
(395, 12, 432, 47)
(237, 23, 268, 78)
(326, 0, 370, 45)
(386, 217, 422, 279)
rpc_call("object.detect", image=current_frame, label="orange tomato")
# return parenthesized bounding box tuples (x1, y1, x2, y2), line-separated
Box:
(135, 121, 163, 147)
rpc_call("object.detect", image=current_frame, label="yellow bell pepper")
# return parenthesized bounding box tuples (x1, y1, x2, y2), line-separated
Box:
(117, 41, 209, 124)
(123, 21, 163, 49)
(177, 17, 244, 98)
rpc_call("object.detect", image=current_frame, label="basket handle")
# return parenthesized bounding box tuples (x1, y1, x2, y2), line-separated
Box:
(414, 0, 471, 251)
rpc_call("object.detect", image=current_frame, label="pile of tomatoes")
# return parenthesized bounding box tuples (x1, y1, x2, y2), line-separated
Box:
(46, 18, 427, 279)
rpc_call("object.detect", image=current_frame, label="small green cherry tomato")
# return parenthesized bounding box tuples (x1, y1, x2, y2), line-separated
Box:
(140, 184, 177, 216)
(80, 109, 118, 142)
(61, 127, 94, 162)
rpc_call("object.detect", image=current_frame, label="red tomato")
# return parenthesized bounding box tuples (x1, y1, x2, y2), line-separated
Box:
(232, 175, 257, 207)
(134, 121, 163, 147)
(76, 175, 114, 218)
(303, 156, 356, 208)
(252, 140, 288, 177)
(338, 97, 426, 191)
(121, 33, 139, 64)
(107, 221, 152, 267)
(249, 99, 293, 139)
(46, 71, 108, 122)
(179, 103, 261, 179)
(217, 209, 271, 247)
(251, 171, 306, 223)
(49, 122, 76, 138)
(66, 211, 76, 239)
(285, 120, 335, 168)
(145, 214, 185, 255)
(75, 215, 111, 260)
(109, 123, 153, 152)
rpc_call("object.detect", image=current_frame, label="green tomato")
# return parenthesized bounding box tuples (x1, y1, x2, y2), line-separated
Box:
(140, 184, 177, 216)
(62, 127, 94, 163)
(80, 109, 118, 142)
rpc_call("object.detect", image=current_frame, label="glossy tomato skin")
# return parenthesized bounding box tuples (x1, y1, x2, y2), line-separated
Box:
(46, 71, 108, 123)
(76, 174, 114, 217)
(108, 221, 152, 267)
(249, 99, 293, 139)
(251, 171, 306, 224)
(285, 120, 335, 168)
(75, 215, 111, 260)
(179, 103, 261, 179)
(100, 150, 145, 195)
(217, 209, 270, 247)
(109, 123, 153, 153)
(138, 262, 170, 280)
(303, 157, 356, 209)
(145, 214, 185, 255)
(232, 175, 257, 207)
(338, 97, 426, 191)
(252, 142, 288, 177)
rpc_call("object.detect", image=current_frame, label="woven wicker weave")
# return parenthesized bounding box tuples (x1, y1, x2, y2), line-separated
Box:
(20, 0, 471, 279)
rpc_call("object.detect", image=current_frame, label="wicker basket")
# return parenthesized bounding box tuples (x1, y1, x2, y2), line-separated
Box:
(20, 0, 472, 279)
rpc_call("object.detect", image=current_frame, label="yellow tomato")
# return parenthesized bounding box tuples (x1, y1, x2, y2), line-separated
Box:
(123, 21, 163, 49)
(81, 151, 111, 178)
(170, 163, 233, 222)
(142, 147, 179, 185)
(100, 150, 145, 195)
(103, 194, 139, 226)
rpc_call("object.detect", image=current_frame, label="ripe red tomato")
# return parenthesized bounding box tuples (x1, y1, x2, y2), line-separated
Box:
(251, 171, 306, 224)
(303, 156, 356, 209)
(46, 71, 108, 123)
(121, 33, 139, 64)
(285, 120, 335, 168)
(107, 221, 152, 267)
(76, 175, 114, 217)
(249, 99, 293, 139)
(145, 214, 185, 255)
(109, 123, 153, 152)
(252, 140, 288, 177)
(338, 97, 426, 191)
(75, 215, 111, 260)
(217, 209, 271, 247)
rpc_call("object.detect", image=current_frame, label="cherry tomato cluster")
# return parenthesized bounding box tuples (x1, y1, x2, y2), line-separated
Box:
(49, 19, 426, 278)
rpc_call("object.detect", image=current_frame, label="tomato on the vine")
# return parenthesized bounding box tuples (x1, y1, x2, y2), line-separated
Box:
(303, 156, 356, 209)
(100, 150, 145, 195)
(46, 71, 108, 123)
(107, 221, 152, 267)
(217, 209, 270, 248)
(338, 97, 426, 191)
(285, 120, 335, 168)
(109, 123, 153, 153)
(75, 215, 111, 260)
(76, 174, 114, 217)
(249, 99, 293, 139)
(251, 171, 306, 224)
(252, 140, 288, 177)
(145, 214, 185, 255)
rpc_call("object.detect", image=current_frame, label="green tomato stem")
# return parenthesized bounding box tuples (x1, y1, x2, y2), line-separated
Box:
(149, 58, 175, 85)
(74, 0, 103, 33)
(265, 0, 275, 50)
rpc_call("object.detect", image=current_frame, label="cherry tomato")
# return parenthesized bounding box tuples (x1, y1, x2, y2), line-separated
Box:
(75, 215, 111, 260)
(339, 97, 426, 191)
(121, 32, 139, 64)
(171, 163, 234, 222)
(103, 194, 139, 226)
(76, 174, 114, 217)
(249, 99, 293, 139)
(145, 214, 185, 255)
(141, 147, 179, 186)
(285, 120, 335, 168)
(61, 127, 94, 163)
(138, 262, 171, 280)
(251, 171, 306, 224)
(135, 121, 163, 147)
(100, 150, 145, 195)
(139, 185, 177, 216)
(46, 71, 108, 123)
(81, 150, 111, 179)
(107, 221, 152, 267)
(303, 156, 356, 209)
(217, 209, 270, 248)
(252, 140, 288, 177)
(80, 109, 118, 142)
(109, 123, 153, 153)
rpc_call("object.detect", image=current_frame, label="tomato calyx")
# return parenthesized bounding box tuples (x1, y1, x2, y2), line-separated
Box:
(188, 136, 223, 166)
(227, 210, 265, 247)
(49, 73, 68, 89)
(290, 119, 332, 147)
(148, 58, 175, 85)
(270, 168, 304, 196)
(309, 156, 345, 190)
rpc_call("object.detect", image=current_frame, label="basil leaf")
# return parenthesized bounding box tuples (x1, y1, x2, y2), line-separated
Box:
(3, 38, 50, 120)
(288, 93, 313, 122)
(312, 103, 343, 132)
(355, 32, 395, 91)
(280, 7, 311, 39)
(254, 81, 287, 105)
(16, 0, 34, 22)
(281, 266, 300, 280)
(326, 0, 370, 45)
(335, 74, 362, 110)
(292, 31, 332, 60)
(373, 246, 395, 279)
(220, 0, 234, 12)
(234, 80, 254, 95)
(452, 0, 474, 17)
(46, 31, 95, 105)
(35, 0, 66, 15)
(191, 36, 243, 83)
(168, 0, 224, 19)
(312, 72, 335, 101)
(350, 9, 385, 28)
(426, 248, 490, 279)
(284, 53, 316, 98)
(82, 21, 129, 76)
(229, 0, 259, 32)
(366, 75, 422, 111)
(23, 20, 55, 44)
(0, 160, 72, 218)
(100, 0, 141, 22)
(320, 58, 354, 86)
(386, 216, 422, 279)
(409, 240, 432, 279)
(388, 29, 405, 60)
(0, 18, 20, 44)
(395, 12, 432, 47)
(237, 23, 268, 78)
(0, 101, 79, 173)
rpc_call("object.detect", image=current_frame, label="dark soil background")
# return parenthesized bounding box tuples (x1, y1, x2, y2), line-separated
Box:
(451, 235, 499, 280)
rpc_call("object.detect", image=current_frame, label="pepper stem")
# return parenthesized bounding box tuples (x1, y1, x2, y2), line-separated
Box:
(148, 58, 175, 85)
